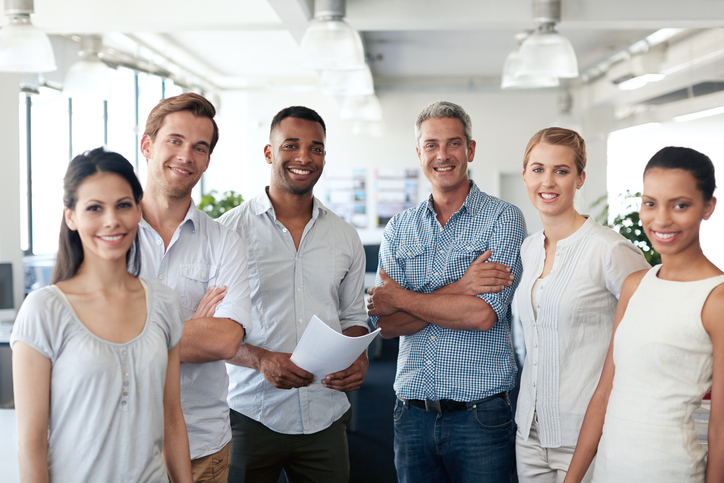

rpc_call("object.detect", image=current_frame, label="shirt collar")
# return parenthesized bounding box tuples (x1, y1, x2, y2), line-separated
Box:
(425, 179, 482, 217)
(140, 199, 199, 233)
(253, 187, 328, 221)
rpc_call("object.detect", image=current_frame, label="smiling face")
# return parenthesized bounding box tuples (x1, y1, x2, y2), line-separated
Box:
(522, 142, 585, 219)
(640, 167, 716, 257)
(64, 171, 142, 265)
(416, 117, 475, 196)
(266, 116, 326, 197)
(141, 110, 214, 201)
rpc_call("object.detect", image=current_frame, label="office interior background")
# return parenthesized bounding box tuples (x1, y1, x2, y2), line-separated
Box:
(1, 0, 724, 478)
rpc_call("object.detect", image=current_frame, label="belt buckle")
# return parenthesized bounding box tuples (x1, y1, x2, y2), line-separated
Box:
(424, 399, 442, 413)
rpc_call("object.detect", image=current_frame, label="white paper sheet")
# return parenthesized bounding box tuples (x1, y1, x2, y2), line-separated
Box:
(290, 315, 381, 383)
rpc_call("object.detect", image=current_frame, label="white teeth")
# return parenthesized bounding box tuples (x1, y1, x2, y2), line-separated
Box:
(654, 231, 678, 239)
(99, 235, 123, 241)
(540, 193, 558, 200)
(171, 167, 190, 175)
(290, 169, 311, 175)
(435, 166, 454, 172)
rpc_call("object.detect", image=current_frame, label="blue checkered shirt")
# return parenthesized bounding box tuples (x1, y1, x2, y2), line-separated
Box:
(370, 180, 526, 401)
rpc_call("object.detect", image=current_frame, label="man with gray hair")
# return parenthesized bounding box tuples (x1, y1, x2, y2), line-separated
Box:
(368, 100, 526, 482)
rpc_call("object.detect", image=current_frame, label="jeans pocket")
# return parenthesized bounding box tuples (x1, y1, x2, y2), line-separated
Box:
(393, 398, 405, 423)
(472, 397, 513, 429)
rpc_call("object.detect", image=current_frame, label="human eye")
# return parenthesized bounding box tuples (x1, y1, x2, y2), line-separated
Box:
(169, 138, 180, 145)
(642, 201, 654, 208)
(674, 203, 689, 210)
(556, 169, 569, 175)
(532, 168, 543, 173)
(283, 143, 296, 149)
(86, 204, 101, 212)
(118, 201, 133, 209)
(450, 141, 460, 147)
(312, 147, 323, 154)
(194, 145, 207, 153)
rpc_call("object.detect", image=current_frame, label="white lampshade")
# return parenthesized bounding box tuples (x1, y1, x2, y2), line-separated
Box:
(340, 94, 382, 121)
(300, 18, 365, 71)
(64, 56, 113, 99)
(501, 47, 559, 89)
(517, 24, 578, 79)
(320, 65, 374, 96)
(0, 15, 56, 72)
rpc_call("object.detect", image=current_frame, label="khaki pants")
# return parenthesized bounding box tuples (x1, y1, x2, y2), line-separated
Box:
(516, 416, 594, 483)
(191, 442, 231, 483)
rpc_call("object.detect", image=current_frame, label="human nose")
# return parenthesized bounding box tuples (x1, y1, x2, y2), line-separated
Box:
(542, 170, 555, 187)
(176, 143, 194, 163)
(103, 208, 120, 227)
(436, 145, 449, 161)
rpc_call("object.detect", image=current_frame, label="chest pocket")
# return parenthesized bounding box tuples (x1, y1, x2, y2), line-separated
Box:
(179, 263, 218, 312)
(452, 240, 488, 270)
(396, 244, 429, 291)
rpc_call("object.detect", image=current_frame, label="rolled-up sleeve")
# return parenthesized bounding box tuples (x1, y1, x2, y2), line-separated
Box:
(478, 204, 527, 325)
(212, 228, 253, 339)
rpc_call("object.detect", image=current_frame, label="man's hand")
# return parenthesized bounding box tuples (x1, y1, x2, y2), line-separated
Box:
(453, 250, 513, 296)
(322, 350, 369, 392)
(367, 270, 403, 316)
(192, 285, 227, 319)
(258, 351, 314, 390)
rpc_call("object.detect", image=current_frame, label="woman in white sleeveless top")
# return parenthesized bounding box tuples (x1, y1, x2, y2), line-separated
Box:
(11, 148, 195, 482)
(565, 146, 724, 482)
(515, 128, 649, 482)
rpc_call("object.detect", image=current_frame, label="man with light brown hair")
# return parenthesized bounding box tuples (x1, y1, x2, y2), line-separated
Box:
(138, 93, 252, 482)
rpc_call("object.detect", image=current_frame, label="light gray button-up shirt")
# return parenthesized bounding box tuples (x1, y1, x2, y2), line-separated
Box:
(219, 190, 367, 434)
(138, 201, 252, 459)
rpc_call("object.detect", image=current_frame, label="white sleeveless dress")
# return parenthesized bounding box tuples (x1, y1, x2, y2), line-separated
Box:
(593, 266, 724, 482)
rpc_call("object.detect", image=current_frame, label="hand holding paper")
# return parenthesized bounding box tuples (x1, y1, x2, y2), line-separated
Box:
(290, 316, 381, 385)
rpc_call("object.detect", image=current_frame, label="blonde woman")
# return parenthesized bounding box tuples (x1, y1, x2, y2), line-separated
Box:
(515, 128, 649, 482)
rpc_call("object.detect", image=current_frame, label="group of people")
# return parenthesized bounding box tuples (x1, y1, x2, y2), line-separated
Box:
(8, 93, 722, 483)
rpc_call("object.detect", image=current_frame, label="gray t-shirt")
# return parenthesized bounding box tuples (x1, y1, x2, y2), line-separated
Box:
(10, 279, 184, 482)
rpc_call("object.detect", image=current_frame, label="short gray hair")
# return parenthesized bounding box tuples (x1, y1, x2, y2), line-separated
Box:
(414, 101, 473, 146)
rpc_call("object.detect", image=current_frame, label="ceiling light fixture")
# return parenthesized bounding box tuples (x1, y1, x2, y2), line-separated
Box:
(320, 64, 374, 96)
(0, 0, 56, 72)
(340, 94, 382, 122)
(673, 106, 724, 123)
(515, 0, 578, 79)
(64, 35, 113, 99)
(501, 32, 559, 89)
(300, 0, 365, 71)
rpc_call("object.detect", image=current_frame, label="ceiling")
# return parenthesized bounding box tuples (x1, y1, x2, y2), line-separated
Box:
(15, 0, 724, 91)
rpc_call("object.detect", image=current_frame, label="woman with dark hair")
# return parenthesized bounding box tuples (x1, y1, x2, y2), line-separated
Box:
(11, 148, 194, 482)
(565, 146, 724, 482)
(516, 128, 649, 482)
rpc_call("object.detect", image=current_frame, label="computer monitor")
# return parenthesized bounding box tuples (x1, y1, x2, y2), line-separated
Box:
(0, 263, 16, 322)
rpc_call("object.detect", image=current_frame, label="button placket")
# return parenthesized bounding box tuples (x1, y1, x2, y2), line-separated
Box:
(120, 348, 130, 411)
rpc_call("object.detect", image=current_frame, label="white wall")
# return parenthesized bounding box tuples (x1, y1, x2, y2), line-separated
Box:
(207, 87, 611, 239)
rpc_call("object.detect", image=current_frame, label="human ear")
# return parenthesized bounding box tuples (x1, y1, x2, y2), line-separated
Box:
(64, 207, 77, 231)
(140, 134, 153, 159)
(577, 170, 586, 190)
(264, 144, 273, 165)
(703, 196, 716, 220)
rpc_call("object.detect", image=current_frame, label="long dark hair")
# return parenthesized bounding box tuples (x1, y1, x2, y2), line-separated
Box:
(52, 148, 143, 284)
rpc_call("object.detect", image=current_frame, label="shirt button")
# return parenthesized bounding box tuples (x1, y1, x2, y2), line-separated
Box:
(123, 381, 129, 386)
(124, 372, 129, 377)
(121, 350, 126, 355)
(439, 227, 443, 232)
(433, 272, 439, 276)
(466, 246, 471, 250)
(532, 382, 536, 387)
(298, 318, 303, 324)
(123, 392, 128, 396)
(297, 287, 301, 292)
(283, 228, 288, 233)
(155, 239, 162, 245)
(430, 336, 436, 340)
(426, 360, 432, 365)
(439, 250, 444, 254)
(533, 360, 538, 365)
(121, 401, 127, 406)
(201, 272, 205, 277)
(159, 274, 164, 280)
(534, 342, 538, 348)
(407, 252, 412, 256)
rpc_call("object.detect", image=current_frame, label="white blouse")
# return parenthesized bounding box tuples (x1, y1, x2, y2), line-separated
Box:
(515, 216, 650, 448)
(10, 279, 184, 482)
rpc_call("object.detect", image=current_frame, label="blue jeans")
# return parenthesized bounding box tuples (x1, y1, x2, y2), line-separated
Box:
(393, 395, 515, 483)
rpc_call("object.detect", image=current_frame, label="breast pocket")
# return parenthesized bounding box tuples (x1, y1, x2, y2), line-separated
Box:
(178, 263, 218, 312)
(452, 240, 488, 271)
(396, 244, 429, 291)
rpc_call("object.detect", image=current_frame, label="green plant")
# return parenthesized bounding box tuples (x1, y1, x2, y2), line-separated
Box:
(197, 190, 244, 219)
(591, 191, 661, 266)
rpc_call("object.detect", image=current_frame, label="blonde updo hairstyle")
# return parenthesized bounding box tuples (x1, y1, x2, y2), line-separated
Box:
(523, 127, 587, 174)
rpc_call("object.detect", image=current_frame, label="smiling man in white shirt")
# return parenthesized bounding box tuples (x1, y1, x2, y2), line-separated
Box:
(219, 106, 369, 483)
(138, 93, 252, 483)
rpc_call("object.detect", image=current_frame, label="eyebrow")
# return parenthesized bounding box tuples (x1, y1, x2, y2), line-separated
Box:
(282, 137, 325, 146)
(423, 136, 464, 143)
(167, 132, 210, 148)
(529, 162, 573, 168)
